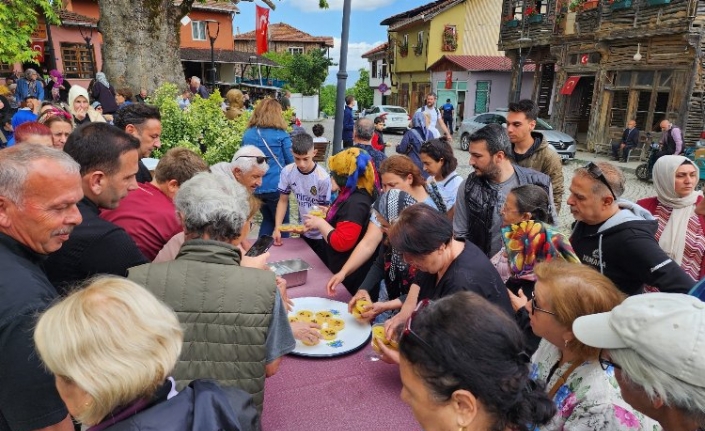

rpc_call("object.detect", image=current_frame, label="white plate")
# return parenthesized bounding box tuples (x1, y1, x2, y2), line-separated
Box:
(289, 297, 372, 357)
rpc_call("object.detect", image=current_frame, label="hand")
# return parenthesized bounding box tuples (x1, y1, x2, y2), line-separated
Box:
(74, 107, 86, 120)
(375, 338, 400, 364)
(303, 214, 325, 231)
(326, 272, 346, 296)
(384, 310, 408, 342)
(507, 288, 528, 312)
(348, 289, 371, 313)
(273, 228, 283, 246)
(276, 276, 294, 312)
(240, 251, 270, 270)
(291, 321, 322, 345)
(361, 301, 390, 320)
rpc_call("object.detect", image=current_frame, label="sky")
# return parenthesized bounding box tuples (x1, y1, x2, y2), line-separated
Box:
(233, 0, 431, 87)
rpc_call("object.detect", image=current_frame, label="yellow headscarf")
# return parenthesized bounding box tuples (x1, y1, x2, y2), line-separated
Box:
(328, 147, 376, 196)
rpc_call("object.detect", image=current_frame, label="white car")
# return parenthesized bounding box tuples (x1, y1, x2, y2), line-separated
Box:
(363, 105, 410, 133)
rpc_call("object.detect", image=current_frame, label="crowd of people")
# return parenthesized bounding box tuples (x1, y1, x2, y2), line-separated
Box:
(0, 76, 704, 431)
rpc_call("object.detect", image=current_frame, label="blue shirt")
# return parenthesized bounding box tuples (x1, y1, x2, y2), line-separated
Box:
(343, 105, 354, 142)
(441, 103, 454, 118)
(241, 127, 294, 194)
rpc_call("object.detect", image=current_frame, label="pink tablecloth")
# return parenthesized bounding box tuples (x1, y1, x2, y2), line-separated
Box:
(262, 239, 418, 431)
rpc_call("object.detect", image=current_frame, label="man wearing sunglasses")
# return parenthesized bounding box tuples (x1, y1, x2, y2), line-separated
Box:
(567, 161, 693, 295)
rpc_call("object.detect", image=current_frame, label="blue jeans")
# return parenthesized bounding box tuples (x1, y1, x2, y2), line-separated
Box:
(256, 192, 289, 237)
(373, 281, 394, 325)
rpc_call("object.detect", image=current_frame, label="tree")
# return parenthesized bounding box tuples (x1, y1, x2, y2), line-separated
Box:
(98, 0, 329, 93)
(351, 68, 373, 109)
(0, 1, 59, 64)
(261, 49, 334, 95)
(319, 84, 337, 116)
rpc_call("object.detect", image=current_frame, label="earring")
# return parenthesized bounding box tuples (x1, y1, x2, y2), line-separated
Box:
(564, 339, 569, 348)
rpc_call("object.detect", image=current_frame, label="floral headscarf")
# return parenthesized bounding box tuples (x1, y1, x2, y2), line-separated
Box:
(501, 220, 579, 280)
(49, 70, 64, 86)
(326, 147, 377, 222)
(373, 189, 417, 282)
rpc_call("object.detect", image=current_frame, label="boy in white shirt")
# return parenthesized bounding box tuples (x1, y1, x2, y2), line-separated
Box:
(273, 133, 331, 260)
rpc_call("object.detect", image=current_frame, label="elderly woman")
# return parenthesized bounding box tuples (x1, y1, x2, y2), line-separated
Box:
(34, 277, 259, 430)
(377, 204, 510, 349)
(128, 172, 296, 411)
(91, 72, 119, 115)
(397, 111, 433, 179)
(527, 261, 660, 430)
(242, 98, 294, 236)
(574, 292, 705, 431)
(68, 85, 105, 126)
(397, 292, 556, 431)
(637, 155, 705, 281)
(38, 107, 74, 150)
(15, 68, 44, 101)
(419, 138, 463, 211)
(304, 147, 377, 295)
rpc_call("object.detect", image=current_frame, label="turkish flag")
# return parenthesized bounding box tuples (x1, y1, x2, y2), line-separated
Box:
(560, 76, 580, 95)
(445, 70, 452, 89)
(256, 5, 269, 55)
(31, 41, 45, 63)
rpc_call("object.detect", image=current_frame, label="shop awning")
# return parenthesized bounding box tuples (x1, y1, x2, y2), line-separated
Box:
(560, 76, 581, 95)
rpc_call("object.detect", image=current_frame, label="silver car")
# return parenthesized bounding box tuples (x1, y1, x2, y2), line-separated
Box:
(458, 110, 576, 161)
(363, 105, 410, 134)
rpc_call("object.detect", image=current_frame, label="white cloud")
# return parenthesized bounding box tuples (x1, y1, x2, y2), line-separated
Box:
(325, 37, 385, 86)
(290, 0, 397, 12)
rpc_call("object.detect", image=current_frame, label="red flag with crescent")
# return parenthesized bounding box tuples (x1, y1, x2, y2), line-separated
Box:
(256, 5, 269, 55)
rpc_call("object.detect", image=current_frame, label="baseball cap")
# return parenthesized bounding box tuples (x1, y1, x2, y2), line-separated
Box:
(573, 293, 705, 387)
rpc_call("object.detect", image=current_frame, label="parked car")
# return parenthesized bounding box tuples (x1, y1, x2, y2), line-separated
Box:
(458, 110, 577, 161)
(363, 105, 410, 133)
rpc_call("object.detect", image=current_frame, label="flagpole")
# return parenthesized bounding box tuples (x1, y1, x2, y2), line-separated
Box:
(332, 0, 352, 155)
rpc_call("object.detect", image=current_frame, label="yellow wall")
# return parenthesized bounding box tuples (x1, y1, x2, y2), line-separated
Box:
(392, 22, 431, 74)
(459, 0, 504, 56)
(428, 4, 465, 65)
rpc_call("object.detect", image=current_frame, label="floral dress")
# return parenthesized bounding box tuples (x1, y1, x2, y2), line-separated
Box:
(530, 341, 662, 431)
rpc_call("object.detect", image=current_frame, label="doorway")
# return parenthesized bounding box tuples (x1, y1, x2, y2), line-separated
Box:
(563, 76, 595, 147)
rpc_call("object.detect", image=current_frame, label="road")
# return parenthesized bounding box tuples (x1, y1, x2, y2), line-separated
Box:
(302, 119, 657, 231)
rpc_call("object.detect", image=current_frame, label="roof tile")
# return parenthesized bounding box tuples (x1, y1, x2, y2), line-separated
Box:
(234, 22, 334, 47)
(429, 55, 535, 72)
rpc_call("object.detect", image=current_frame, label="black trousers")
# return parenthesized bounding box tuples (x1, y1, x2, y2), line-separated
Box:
(444, 117, 453, 134)
(611, 142, 635, 160)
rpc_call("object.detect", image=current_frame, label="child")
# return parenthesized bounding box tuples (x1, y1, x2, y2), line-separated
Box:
(370, 115, 387, 151)
(312, 123, 328, 143)
(273, 133, 331, 260)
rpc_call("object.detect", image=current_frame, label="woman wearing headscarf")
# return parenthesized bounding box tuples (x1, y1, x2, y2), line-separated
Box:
(45, 69, 71, 103)
(397, 111, 433, 179)
(90, 72, 119, 115)
(304, 148, 377, 295)
(68, 85, 106, 125)
(637, 155, 705, 281)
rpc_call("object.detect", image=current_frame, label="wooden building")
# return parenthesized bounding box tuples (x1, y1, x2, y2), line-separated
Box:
(499, 0, 705, 149)
(234, 23, 334, 56)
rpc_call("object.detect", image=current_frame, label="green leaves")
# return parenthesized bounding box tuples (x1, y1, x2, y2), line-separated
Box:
(351, 68, 373, 109)
(0, 0, 59, 64)
(263, 49, 334, 96)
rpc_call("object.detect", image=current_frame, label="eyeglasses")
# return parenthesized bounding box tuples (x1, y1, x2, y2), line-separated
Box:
(530, 291, 556, 316)
(598, 349, 621, 371)
(402, 299, 452, 371)
(236, 155, 269, 164)
(585, 162, 617, 200)
(249, 220, 255, 230)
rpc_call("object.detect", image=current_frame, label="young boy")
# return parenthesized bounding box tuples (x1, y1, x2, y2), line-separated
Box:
(370, 115, 387, 151)
(273, 133, 331, 260)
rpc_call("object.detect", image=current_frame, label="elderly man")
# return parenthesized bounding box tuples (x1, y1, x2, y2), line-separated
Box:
(573, 292, 705, 431)
(658, 119, 683, 159)
(568, 161, 693, 295)
(44, 123, 148, 292)
(101, 147, 208, 260)
(507, 99, 564, 213)
(612, 119, 639, 162)
(352, 117, 387, 171)
(189, 76, 210, 99)
(128, 172, 295, 413)
(113, 103, 162, 183)
(0, 144, 81, 431)
(454, 123, 555, 257)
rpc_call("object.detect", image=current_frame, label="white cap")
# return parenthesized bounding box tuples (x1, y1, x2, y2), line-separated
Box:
(573, 293, 705, 387)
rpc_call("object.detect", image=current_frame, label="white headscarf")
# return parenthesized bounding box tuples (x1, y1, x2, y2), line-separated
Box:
(653, 155, 702, 264)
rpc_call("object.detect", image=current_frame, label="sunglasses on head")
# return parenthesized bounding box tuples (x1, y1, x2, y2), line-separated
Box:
(236, 155, 269, 164)
(585, 162, 617, 200)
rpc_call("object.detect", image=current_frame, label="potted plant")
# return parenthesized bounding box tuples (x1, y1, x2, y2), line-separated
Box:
(610, 0, 632, 10)
(524, 5, 544, 24)
(647, 0, 670, 5)
(442, 26, 458, 51)
(582, 0, 599, 10)
(413, 42, 423, 56)
(503, 14, 520, 27)
(398, 39, 408, 57)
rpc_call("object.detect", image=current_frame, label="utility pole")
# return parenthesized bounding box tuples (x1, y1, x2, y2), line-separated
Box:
(332, 0, 352, 155)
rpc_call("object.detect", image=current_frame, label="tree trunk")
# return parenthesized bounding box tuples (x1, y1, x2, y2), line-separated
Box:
(98, 0, 186, 93)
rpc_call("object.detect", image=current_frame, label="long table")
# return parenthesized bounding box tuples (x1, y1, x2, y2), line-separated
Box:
(262, 238, 418, 430)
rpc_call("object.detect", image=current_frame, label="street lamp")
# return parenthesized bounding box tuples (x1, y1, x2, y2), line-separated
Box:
(513, 36, 532, 103)
(79, 25, 96, 79)
(204, 19, 220, 92)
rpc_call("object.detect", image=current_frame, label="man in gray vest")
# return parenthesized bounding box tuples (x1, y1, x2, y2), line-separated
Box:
(128, 172, 294, 412)
(453, 123, 556, 257)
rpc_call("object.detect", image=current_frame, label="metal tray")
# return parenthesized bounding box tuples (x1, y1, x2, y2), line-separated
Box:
(268, 258, 312, 287)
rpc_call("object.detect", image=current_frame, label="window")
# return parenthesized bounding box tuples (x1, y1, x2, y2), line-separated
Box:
(192, 21, 206, 41)
(371, 60, 377, 78)
(609, 90, 629, 128)
(0, 63, 12, 75)
(60, 43, 95, 79)
(475, 114, 493, 124)
(474, 81, 490, 114)
(288, 47, 304, 55)
(635, 91, 651, 131)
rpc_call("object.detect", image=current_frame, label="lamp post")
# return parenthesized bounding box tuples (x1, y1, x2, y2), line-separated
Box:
(205, 19, 220, 93)
(513, 37, 532, 102)
(79, 25, 96, 79)
(332, 0, 352, 155)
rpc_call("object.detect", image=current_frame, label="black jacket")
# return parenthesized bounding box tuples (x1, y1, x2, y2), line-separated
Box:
(43, 198, 148, 294)
(103, 380, 259, 431)
(463, 164, 554, 256)
(570, 201, 694, 295)
(91, 81, 119, 114)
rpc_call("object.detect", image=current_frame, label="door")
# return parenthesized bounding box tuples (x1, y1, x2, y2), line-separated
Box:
(474, 81, 491, 115)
